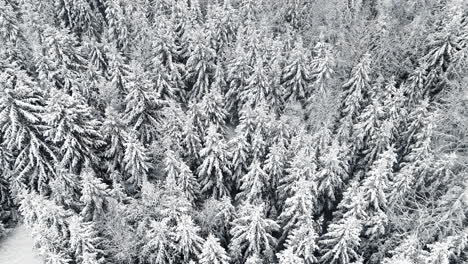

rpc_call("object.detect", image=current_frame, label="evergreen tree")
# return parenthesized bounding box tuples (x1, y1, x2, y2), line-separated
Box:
(198, 125, 231, 198)
(105, 0, 129, 52)
(122, 62, 163, 144)
(199, 234, 231, 264)
(311, 36, 336, 95)
(186, 31, 216, 101)
(228, 133, 251, 190)
(284, 221, 319, 264)
(69, 216, 104, 263)
(80, 168, 109, 221)
(123, 133, 152, 190)
(230, 203, 280, 261)
(282, 39, 312, 102)
(337, 54, 372, 141)
(140, 219, 174, 264)
(319, 216, 362, 264)
(0, 76, 56, 192)
(241, 60, 270, 108)
(277, 247, 305, 264)
(174, 215, 205, 262)
(44, 90, 104, 174)
(238, 159, 268, 204)
(101, 106, 128, 174)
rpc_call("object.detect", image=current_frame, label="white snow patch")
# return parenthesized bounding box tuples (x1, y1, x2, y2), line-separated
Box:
(0, 225, 42, 264)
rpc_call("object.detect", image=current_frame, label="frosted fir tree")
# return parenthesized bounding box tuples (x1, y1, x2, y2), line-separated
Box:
(277, 247, 305, 264)
(160, 174, 192, 224)
(230, 203, 280, 261)
(198, 196, 237, 241)
(181, 116, 202, 164)
(80, 168, 109, 221)
(241, 60, 270, 108)
(199, 234, 231, 264)
(106, 45, 130, 100)
(140, 219, 175, 264)
(174, 215, 205, 262)
(225, 44, 252, 116)
(197, 125, 232, 198)
(206, 4, 237, 54)
(228, 133, 251, 190)
(337, 53, 372, 141)
(361, 145, 397, 212)
(319, 216, 363, 264)
(123, 133, 152, 190)
(279, 178, 317, 238)
(198, 86, 228, 130)
(353, 97, 385, 152)
(186, 30, 217, 101)
(101, 106, 128, 174)
(44, 90, 104, 174)
(317, 140, 349, 207)
(0, 78, 57, 193)
(237, 159, 268, 204)
(279, 148, 317, 203)
(284, 221, 319, 264)
(311, 35, 336, 95)
(122, 62, 164, 144)
(151, 58, 179, 101)
(264, 142, 288, 201)
(163, 150, 200, 203)
(105, 0, 129, 52)
(337, 180, 368, 221)
(69, 216, 104, 263)
(282, 39, 312, 102)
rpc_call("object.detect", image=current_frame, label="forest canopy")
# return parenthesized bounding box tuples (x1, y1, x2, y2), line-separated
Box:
(0, 0, 467, 264)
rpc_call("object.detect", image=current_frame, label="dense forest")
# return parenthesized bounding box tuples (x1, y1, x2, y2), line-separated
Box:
(0, 0, 467, 263)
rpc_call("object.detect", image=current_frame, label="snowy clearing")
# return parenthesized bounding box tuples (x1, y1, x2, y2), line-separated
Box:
(0, 225, 42, 264)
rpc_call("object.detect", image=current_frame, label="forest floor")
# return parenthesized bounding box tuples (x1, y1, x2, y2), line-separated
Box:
(0, 225, 42, 264)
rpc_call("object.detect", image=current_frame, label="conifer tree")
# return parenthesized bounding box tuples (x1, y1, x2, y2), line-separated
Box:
(228, 133, 251, 190)
(44, 90, 104, 174)
(175, 215, 205, 262)
(186, 31, 216, 101)
(311, 36, 336, 95)
(122, 62, 163, 144)
(225, 44, 252, 115)
(282, 39, 312, 102)
(317, 141, 349, 206)
(141, 219, 174, 264)
(105, 0, 129, 52)
(277, 247, 305, 264)
(80, 168, 109, 221)
(241, 61, 270, 108)
(230, 203, 280, 261)
(69, 216, 104, 263)
(123, 133, 152, 190)
(279, 178, 317, 238)
(238, 159, 268, 203)
(199, 234, 231, 264)
(101, 106, 128, 174)
(337, 54, 372, 141)
(284, 221, 319, 264)
(198, 86, 228, 130)
(319, 216, 362, 264)
(198, 125, 231, 198)
(0, 76, 57, 192)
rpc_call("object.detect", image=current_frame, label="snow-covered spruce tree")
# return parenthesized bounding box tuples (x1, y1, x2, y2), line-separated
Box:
(0, 74, 56, 193)
(105, 0, 129, 52)
(198, 84, 228, 131)
(277, 247, 305, 264)
(150, 58, 179, 101)
(122, 133, 152, 191)
(264, 142, 288, 204)
(186, 29, 217, 101)
(319, 216, 363, 264)
(19, 191, 73, 260)
(228, 132, 251, 190)
(54, 0, 102, 39)
(283, 221, 319, 264)
(205, 3, 237, 55)
(199, 234, 231, 264)
(181, 115, 202, 165)
(230, 202, 280, 262)
(140, 219, 175, 264)
(197, 196, 237, 241)
(336, 53, 372, 141)
(241, 60, 270, 108)
(225, 44, 252, 117)
(44, 90, 104, 174)
(279, 178, 317, 240)
(317, 140, 349, 208)
(174, 214, 205, 262)
(198, 125, 231, 198)
(361, 145, 397, 213)
(237, 159, 268, 204)
(101, 106, 128, 174)
(69, 215, 105, 263)
(80, 168, 109, 221)
(310, 35, 336, 95)
(163, 150, 200, 203)
(106, 45, 130, 102)
(282, 38, 312, 102)
(122, 62, 164, 145)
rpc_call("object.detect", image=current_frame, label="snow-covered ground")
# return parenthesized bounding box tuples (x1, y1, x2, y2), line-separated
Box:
(0, 225, 42, 264)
